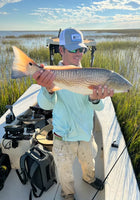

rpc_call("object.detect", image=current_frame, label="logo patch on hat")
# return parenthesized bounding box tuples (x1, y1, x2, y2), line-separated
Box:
(71, 34, 81, 42)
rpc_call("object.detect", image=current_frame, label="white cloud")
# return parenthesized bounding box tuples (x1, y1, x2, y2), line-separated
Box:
(34, 7, 109, 29)
(113, 13, 140, 22)
(0, 11, 8, 14)
(90, 0, 140, 11)
(29, 0, 140, 29)
(0, 0, 22, 9)
(110, 13, 140, 28)
(30, 0, 140, 19)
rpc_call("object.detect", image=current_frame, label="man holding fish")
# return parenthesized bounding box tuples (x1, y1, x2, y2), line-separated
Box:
(11, 26, 132, 199)
(32, 28, 114, 200)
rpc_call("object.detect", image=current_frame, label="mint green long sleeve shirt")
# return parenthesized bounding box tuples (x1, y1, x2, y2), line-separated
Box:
(37, 87, 104, 142)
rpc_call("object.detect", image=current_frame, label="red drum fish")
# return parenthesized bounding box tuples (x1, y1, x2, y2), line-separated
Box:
(11, 46, 132, 94)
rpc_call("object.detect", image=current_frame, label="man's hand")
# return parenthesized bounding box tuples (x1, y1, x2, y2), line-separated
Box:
(33, 65, 56, 93)
(89, 85, 114, 100)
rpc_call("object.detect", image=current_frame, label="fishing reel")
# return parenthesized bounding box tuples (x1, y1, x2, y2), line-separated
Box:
(6, 105, 15, 124)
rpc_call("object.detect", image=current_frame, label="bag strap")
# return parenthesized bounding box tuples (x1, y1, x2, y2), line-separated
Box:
(16, 153, 28, 184)
(29, 161, 45, 199)
(29, 161, 38, 179)
(29, 187, 44, 200)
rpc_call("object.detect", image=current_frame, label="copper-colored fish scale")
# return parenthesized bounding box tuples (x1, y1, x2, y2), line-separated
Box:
(53, 68, 110, 87)
(49, 68, 111, 94)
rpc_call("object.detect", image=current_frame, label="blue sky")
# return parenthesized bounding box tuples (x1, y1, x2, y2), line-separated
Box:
(0, 0, 140, 30)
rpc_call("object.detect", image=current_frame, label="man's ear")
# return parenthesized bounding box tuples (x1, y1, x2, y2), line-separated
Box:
(59, 46, 64, 56)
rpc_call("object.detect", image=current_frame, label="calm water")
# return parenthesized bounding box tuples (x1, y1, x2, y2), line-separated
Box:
(0, 30, 121, 38)
(0, 30, 133, 49)
(0, 30, 140, 49)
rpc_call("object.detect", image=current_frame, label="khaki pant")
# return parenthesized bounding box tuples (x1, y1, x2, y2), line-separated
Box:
(52, 136, 98, 197)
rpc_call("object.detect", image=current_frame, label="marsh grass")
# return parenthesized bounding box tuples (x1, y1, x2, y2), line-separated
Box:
(5, 34, 54, 38)
(96, 40, 140, 50)
(0, 44, 48, 115)
(95, 29, 140, 37)
(0, 78, 35, 116)
(0, 40, 140, 187)
(28, 46, 50, 63)
(112, 88, 140, 183)
(2, 39, 20, 46)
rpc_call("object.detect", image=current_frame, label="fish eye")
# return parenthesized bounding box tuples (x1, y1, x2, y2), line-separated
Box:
(29, 62, 33, 66)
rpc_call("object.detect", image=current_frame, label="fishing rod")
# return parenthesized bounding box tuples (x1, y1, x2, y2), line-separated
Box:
(91, 125, 140, 200)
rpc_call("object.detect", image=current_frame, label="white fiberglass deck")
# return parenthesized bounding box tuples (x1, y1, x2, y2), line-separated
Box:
(0, 84, 139, 200)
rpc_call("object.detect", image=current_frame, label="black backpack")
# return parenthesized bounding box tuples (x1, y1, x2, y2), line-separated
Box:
(0, 149, 11, 190)
(16, 144, 56, 200)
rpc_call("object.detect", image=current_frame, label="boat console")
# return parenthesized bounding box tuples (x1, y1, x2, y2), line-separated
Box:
(46, 36, 96, 66)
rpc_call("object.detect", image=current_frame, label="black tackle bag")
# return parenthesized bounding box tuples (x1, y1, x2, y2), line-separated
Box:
(0, 149, 11, 190)
(16, 144, 56, 199)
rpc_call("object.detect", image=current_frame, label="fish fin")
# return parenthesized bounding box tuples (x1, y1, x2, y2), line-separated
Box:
(52, 86, 61, 92)
(12, 46, 40, 78)
(44, 65, 81, 70)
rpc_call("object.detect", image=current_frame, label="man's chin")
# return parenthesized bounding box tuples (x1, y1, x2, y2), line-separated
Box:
(72, 61, 80, 66)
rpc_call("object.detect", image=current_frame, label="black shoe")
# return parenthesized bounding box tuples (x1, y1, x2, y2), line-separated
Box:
(62, 193, 76, 200)
(90, 178, 104, 190)
(83, 178, 104, 190)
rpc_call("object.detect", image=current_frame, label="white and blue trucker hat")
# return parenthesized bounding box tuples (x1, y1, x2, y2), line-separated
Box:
(59, 28, 87, 51)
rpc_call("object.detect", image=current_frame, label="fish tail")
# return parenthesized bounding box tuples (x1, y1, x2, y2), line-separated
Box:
(11, 46, 79, 79)
(11, 46, 39, 79)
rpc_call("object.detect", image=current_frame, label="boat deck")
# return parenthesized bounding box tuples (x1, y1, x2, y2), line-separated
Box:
(0, 84, 139, 200)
